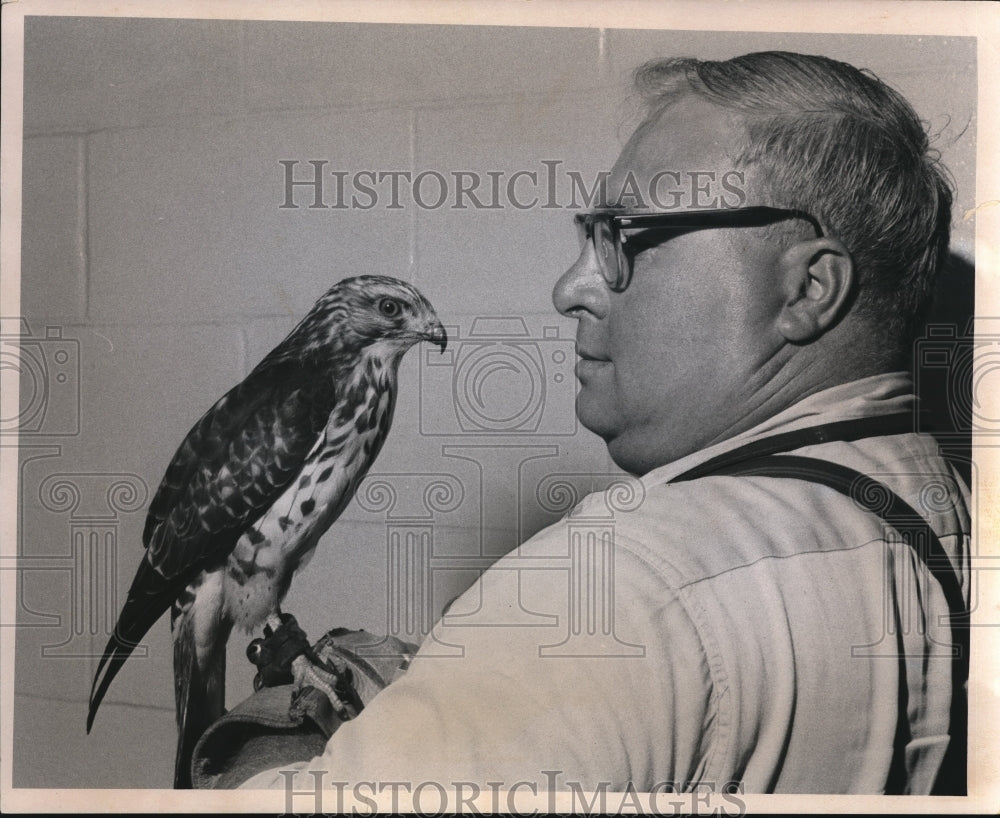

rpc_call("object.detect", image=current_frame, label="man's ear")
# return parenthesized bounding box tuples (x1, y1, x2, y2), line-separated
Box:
(774, 237, 854, 342)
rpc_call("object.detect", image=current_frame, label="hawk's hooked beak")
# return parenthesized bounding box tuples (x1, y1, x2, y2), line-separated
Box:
(426, 322, 448, 352)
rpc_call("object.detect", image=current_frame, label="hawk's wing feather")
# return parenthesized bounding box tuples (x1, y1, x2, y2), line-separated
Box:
(87, 357, 337, 733)
(144, 357, 338, 579)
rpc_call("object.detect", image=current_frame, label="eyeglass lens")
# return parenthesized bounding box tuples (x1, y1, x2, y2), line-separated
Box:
(576, 216, 623, 289)
(593, 219, 620, 287)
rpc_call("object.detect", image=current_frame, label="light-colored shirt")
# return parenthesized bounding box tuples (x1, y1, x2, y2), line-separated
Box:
(242, 373, 970, 794)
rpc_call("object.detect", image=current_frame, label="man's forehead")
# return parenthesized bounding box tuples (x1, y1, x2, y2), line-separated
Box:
(604, 94, 750, 210)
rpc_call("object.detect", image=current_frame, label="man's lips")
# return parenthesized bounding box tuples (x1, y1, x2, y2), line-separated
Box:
(575, 348, 610, 377)
(576, 343, 611, 360)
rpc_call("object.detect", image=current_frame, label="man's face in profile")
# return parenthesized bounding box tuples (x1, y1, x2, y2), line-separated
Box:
(553, 94, 792, 475)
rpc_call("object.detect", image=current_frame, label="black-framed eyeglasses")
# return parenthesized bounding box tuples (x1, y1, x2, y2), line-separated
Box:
(573, 206, 825, 292)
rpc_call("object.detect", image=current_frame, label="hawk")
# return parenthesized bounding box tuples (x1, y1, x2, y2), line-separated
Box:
(86, 275, 446, 788)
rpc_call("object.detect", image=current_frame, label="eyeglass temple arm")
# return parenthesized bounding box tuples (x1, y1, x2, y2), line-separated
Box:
(616, 207, 825, 238)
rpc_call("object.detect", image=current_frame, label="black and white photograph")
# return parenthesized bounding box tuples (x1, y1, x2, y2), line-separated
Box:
(1, 0, 997, 812)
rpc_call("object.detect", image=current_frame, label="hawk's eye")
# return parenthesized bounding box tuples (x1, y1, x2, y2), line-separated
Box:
(378, 297, 401, 318)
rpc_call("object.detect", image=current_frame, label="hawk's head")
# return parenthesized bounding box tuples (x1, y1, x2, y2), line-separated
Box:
(295, 275, 447, 360)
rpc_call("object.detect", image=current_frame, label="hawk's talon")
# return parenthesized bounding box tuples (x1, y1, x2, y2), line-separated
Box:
(245, 612, 363, 719)
(246, 638, 269, 665)
(291, 654, 357, 720)
(262, 611, 294, 639)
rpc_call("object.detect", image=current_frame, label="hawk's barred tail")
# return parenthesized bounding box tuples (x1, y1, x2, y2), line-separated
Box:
(172, 601, 228, 789)
(86, 560, 182, 733)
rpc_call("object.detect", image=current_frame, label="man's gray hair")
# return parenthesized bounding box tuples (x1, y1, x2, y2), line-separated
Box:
(635, 51, 954, 352)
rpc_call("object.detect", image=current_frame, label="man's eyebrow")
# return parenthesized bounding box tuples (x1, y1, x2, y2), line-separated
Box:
(587, 204, 629, 215)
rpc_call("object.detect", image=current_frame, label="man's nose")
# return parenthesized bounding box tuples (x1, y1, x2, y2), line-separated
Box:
(552, 245, 610, 319)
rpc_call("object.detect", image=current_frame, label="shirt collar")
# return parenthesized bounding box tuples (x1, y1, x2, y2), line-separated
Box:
(640, 372, 916, 487)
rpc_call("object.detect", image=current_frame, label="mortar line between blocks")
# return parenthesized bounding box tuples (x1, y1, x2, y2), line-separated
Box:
(409, 108, 417, 274)
(78, 134, 90, 320)
(598, 28, 608, 80)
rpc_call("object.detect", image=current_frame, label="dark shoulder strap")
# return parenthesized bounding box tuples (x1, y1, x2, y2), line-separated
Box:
(684, 453, 967, 623)
(673, 412, 915, 482)
(666, 413, 965, 619)
(670, 447, 968, 795)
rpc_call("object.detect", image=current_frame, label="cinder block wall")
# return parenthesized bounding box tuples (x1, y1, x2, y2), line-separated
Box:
(14, 18, 976, 787)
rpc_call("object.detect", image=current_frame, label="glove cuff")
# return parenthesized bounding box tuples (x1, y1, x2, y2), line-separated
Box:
(191, 629, 416, 789)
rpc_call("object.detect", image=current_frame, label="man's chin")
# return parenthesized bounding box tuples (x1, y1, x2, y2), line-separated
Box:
(576, 409, 660, 476)
(575, 396, 618, 443)
(605, 437, 647, 476)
